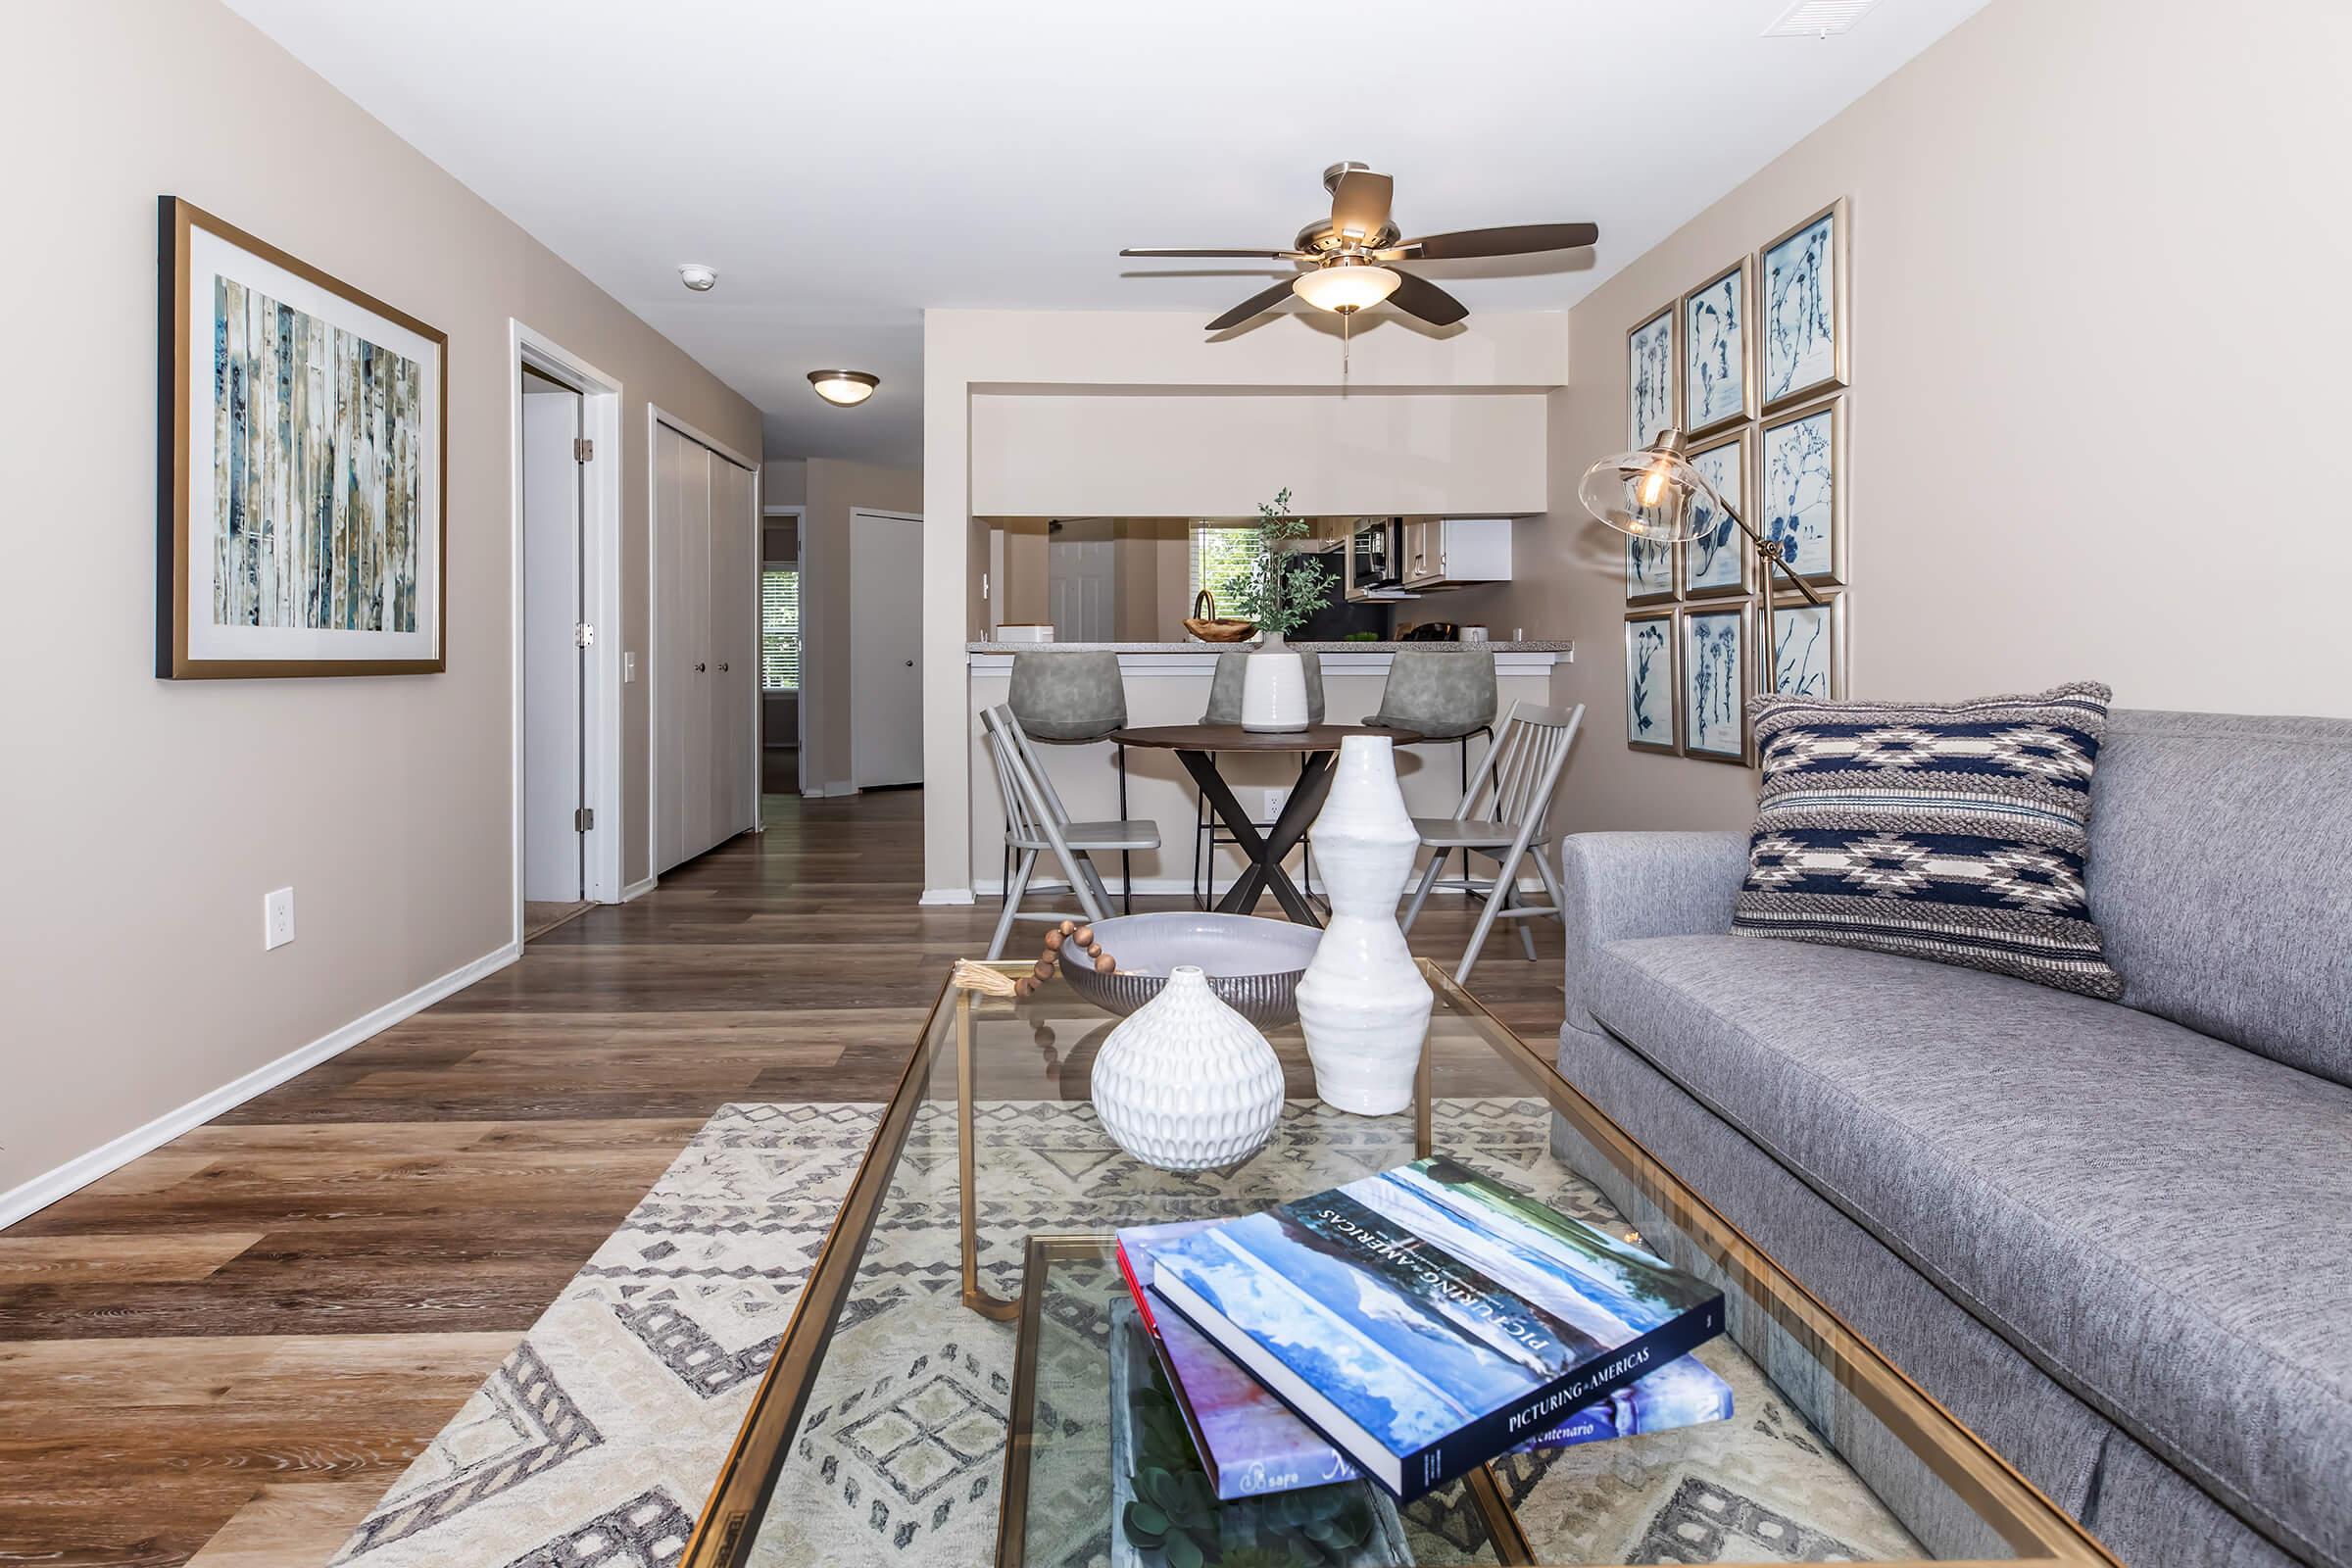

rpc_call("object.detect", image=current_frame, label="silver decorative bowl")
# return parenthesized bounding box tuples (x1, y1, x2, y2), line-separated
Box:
(1060, 913, 1322, 1027)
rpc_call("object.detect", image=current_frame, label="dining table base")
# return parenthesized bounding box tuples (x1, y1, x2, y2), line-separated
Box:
(1175, 748, 1335, 925)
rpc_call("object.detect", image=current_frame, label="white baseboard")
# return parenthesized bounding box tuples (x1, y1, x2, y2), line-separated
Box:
(620, 874, 659, 902)
(918, 887, 977, 906)
(0, 939, 521, 1232)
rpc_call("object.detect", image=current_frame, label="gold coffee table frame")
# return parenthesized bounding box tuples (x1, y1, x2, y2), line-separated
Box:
(680, 959, 2122, 1568)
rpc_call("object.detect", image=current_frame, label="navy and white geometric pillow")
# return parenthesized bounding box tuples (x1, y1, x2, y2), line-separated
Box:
(1732, 680, 2124, 999)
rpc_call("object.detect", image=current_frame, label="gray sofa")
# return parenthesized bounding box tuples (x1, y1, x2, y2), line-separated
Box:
(1552, 710, 2352, 1567)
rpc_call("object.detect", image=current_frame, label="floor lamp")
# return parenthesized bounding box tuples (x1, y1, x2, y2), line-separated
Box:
(1580, 427, 1823, 763)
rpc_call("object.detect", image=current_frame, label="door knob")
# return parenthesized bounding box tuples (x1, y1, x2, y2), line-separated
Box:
(695, 662, 707, 672)
(717, 662, 728, 672)
(905, 659, 914, 666)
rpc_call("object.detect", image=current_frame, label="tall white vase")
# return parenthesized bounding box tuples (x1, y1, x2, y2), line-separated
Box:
(1241, 633, 1310, 733)
(1294, 736, 1434, 1115)
(1092, 966, 1285, 1171)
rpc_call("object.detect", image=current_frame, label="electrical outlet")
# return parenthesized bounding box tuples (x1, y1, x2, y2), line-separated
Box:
(1262, 786, 1292, 821)
(264, 887, 296, 950)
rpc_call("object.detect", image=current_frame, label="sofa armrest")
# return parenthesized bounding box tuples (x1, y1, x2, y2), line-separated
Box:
(1558, 832, 1750, 1034)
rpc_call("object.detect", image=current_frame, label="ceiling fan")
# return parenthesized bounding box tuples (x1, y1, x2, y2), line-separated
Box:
(1120, 162, 1598, 331)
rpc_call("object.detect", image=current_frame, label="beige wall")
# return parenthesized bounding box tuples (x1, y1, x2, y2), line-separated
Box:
(1470, 0, 2352, 838)
(924, 308, 1569, 896)
(801, 457, 922, 793)
(0, 0, 760, 1211)
(970, 393, 1548, 517)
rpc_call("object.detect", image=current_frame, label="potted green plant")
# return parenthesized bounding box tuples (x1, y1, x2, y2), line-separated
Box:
(1236, 489, 1333, 732)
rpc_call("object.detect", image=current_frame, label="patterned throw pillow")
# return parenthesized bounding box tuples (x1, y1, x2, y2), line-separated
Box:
(1733, 681, 2123, 998)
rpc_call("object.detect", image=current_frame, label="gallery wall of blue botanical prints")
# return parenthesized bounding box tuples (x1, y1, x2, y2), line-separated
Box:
(1622, 198, 1849, 764)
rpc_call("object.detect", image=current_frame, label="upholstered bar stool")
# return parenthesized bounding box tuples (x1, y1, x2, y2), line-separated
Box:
(1007, 651, 1134, 909)
(1194, 648, 1325, 907)
(1363, 647, 1498, 894)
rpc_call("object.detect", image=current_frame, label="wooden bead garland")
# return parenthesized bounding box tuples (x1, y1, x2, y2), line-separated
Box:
(1014, 919, 1118, 997)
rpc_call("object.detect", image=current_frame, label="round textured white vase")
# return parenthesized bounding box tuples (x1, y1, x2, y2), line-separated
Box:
(1091, 965, 1285, 1171)
(1241, 635, 1310, 733)
(1294, 735, 1435, 1115)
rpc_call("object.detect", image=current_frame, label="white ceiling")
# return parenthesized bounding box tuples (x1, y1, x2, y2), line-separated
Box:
(224, 0, 1985, 470)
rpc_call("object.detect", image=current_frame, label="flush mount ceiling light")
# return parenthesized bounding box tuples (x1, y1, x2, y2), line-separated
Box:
(808, 369, 879, 407)
(1292, 257, 1402, 316)
(678, 264, 717, 291)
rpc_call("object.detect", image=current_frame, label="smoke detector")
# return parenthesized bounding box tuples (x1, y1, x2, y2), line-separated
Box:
(1763, 0, 1880, 36)
(678, 264, 718, 292)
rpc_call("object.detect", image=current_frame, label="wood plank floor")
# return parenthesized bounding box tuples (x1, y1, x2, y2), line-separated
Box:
(0, 789, 1565, 1567)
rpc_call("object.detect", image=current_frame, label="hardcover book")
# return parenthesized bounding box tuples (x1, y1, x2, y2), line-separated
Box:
(1143, 1156, 1727, 1498)
(1118, 1219, 1734, 1500)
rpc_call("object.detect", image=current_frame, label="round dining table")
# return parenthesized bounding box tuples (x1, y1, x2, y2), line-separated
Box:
(1109, 723, 1418, 926)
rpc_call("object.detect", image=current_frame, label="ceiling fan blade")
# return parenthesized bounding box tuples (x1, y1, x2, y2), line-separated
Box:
(1384, 270, 1468, 326)
(1121, 247, 1310, 259)
(1388, 221, 1599, 261)
(1205, 280, 1298, 331)
(1329, 170, 1394, 242)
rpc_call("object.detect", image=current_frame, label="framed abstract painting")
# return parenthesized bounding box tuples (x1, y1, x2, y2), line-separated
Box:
(1627, 303, 1678, 451)
(1759, 197, 1849, 413)
(1758, 394, 1847, 586)
(1681, 604, 1749, 763)
(1679, 428, 1753, 598)
(1771, 589, 1847, 700)
(1624, 609, 1678, 755)
(157, 196, 447, 678)
(1681, 256, 1753, 437)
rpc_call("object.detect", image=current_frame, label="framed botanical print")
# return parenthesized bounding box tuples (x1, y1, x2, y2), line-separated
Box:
(1624, 531, 1676, 605)
(1758, 394, 1847, 586)
(1681, 256, 1753, 436)
(1624, 609, 1679, 755)
(1627, 303, 1678, 451)
(1681, 603, 1749, 763)
(1759, 197, 1850, 412)
(1771, 588, 1847, 700)
(1679, 428, 1753, 598)
(158, 196, 447, 678)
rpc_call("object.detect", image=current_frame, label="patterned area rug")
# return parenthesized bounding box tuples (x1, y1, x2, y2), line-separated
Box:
(333, 1100, 1921, 1567)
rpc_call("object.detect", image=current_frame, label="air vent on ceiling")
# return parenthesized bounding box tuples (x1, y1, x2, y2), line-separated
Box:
(1762, 0, 1880, 37)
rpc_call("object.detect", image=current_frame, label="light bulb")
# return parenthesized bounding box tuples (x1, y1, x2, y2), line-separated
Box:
(1638, 457, 1675, 509)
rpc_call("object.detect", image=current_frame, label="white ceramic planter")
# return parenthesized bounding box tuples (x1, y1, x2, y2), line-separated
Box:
(1294, 736, 1434, 1115)
(1241, 633, 1310, 733)
(1091, 965, 1285, 1171)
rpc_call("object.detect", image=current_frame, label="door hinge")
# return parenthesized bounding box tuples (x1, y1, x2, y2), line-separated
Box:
(573, 807, 595, 832)
(574, 622, 595, 649)
(573, 437, 594, 463)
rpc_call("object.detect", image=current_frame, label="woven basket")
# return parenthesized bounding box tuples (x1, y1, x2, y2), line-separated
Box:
(1181, 589, 1256, 644)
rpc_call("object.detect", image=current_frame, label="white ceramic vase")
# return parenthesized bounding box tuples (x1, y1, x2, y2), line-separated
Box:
(1294, 736, 1434, 1115)
(1241, 633, 1310, 733)
(1091, 965, 1285, 1171)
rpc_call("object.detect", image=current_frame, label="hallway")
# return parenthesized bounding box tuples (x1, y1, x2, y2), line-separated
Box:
(0, 789, 1565, 1566)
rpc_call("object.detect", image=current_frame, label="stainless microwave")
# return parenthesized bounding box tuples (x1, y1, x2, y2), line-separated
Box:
(1350, 518, 1402, 591)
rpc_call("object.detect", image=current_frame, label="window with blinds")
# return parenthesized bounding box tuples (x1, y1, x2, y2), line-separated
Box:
(760, 565, 800, 691)
(1189, 522, 1255, 614)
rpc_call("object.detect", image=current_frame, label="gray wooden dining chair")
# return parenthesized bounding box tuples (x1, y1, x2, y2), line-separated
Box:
(1398, 700, 1586, 982)
(979, 705, 1159, 958)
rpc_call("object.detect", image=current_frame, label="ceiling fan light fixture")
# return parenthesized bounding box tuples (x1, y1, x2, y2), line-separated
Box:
(1292, 260, 1401, 316)
(808, 369, 880, 407)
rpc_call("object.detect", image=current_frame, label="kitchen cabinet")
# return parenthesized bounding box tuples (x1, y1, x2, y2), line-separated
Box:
(1400, 517, 1513, 590)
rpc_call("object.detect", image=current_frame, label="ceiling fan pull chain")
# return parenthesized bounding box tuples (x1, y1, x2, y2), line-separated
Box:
(1343, 308, 1351, 390)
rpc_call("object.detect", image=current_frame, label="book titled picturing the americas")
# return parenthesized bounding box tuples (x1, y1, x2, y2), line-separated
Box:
(1118, 1217, 1733, 1501)
(1143, 1156, 1727, 1498)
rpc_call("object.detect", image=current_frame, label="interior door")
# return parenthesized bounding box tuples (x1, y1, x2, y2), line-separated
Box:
(708, 457, 754, 838)
(679, 442, 714, 856)
(850, 511, 925, 788)
(1047, 531, 1115, 641)
(655, 420, 686, 873)
(521, 382, 582, 903)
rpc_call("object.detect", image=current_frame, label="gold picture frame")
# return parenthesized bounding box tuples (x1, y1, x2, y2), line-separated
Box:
(1769, 586, 1849, 701)
(158, 196, 449, 678)
(1757, 392, 1849, 589)
(1624, 608, 1680, 755)
(1680, 601, 1752, 765)
(1677, 426, 1755, 599)
(1681, 255, 1755, 437)
(1627, 300, 1679, 451)
(1758, 196, 1851, 414)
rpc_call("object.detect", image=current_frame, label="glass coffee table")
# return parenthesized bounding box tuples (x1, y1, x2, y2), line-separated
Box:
(681, 960, 2115, 1567)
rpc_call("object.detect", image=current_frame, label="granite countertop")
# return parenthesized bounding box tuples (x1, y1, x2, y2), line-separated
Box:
(967, 639, 1573, 654)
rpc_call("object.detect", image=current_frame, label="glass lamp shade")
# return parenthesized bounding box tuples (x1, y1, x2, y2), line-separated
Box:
(1292, 262, 1402, 315)
(808, 369, 879, 407)
(1577, 443, 1716, 543)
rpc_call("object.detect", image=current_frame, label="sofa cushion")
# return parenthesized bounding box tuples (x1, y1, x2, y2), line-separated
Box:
(1734, 681, 2123, 999)
(1586, 933, 2352, 1567)
(2088, 710, 2352, 1087)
